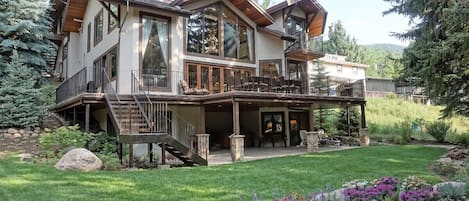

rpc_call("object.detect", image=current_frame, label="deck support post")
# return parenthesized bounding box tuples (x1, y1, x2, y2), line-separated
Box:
(73, 107, 77, 125)
(128, 144, 133, 168)
(148, 143, 153, 163)
(85, 104, 90, 132)
(346, 104, 351, 136)
(230, 100, 244, 162)
(161, 143, 166, 165)
(309, 104, 314, 130)
(118, 142, 123, 164)
(199, 105, 206, 133)
(360, 103, 366, 128)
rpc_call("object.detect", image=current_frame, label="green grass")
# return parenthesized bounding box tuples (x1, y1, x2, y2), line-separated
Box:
(366, 97, 469, 140)
(0, 146, 446, 201)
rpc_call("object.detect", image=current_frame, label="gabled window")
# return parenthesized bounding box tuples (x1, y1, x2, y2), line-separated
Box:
(94, 9, 103, 46)
(108, 4, 120, 33)
(186, 3, 254, 62)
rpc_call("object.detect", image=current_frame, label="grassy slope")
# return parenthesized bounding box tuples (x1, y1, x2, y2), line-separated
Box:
(366, 97, 469, 140)
(0, 146, 445, 201)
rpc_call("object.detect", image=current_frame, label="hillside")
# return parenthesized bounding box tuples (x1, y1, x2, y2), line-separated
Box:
(365, 43, 406, 54)
(366, 97, 469, 140)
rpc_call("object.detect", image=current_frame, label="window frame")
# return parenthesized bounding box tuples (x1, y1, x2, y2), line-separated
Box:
(107, 3, 120, 34)
(337, 64, 343, 72)
(93, 45, 119, 86)
(259, 59, 283, 78)
(184, 2, 255, 63)
(87, 23, 91, 52)
(139, 12, 172, 91)
(94, 9, 103, 46)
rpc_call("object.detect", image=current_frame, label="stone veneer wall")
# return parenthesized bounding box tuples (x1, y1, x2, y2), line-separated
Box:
(0, 128, 42, 154)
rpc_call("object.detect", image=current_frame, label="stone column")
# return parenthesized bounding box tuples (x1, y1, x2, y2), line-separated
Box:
(196, 134, 210, 160)
(306, 131, 319, 152)
(230, 134, 245, 162)
(359, 128, 370, 146)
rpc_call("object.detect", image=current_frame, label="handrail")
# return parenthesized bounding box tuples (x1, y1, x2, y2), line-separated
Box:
(131, 71, 153, 132)
(102, 69, 122, 133)
(56, 68, 87, 103)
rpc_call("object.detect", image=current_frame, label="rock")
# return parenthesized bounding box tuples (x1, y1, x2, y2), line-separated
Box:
(31, 133, 39, 138)
(55, 148, 103, 171)
(314, 188, 346, 201)
(19, 153, 33, 162)
(13, 133, 22, 138)
(7, 128, 18, 134)
(19, 129, 26, 134)
(434, 182, 466, 192)
(437, 157, 452, 163)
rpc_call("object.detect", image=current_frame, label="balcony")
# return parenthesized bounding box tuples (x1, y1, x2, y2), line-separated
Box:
(285, 35, 325, 60)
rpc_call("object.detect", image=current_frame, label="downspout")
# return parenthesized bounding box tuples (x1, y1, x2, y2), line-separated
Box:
(116, 0, 130, 94)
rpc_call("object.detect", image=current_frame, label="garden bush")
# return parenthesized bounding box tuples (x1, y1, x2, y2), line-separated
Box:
(426, 120, 452, 143)
(39, 125, 91, 157)
(455, 133, 469, 146)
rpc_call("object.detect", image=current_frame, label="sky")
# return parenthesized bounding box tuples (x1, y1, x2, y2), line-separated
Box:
(271, 0, 413, 47)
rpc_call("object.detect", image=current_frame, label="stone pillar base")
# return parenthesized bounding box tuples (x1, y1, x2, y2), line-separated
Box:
(229, 134, 245, 162)
(306, 131, 319, 152)
(359, 128, 370, 146)
(196, 134, 210, 159)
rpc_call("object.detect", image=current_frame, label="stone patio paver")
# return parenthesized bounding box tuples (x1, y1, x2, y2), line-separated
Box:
(208, 145, 359, 166)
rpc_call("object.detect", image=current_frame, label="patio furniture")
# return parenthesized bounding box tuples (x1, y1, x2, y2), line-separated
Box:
(180, 80, 209, 95)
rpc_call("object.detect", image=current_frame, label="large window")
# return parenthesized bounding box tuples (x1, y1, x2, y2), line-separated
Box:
(186, 3, 254, 61)
(141, 14, 170, 89)
(94, 9, 103, 46)
(286, 16, 306, 49)
(93, 47, 118, 87)
(260, 60, 282, 78)
(108, 4, 120, 33)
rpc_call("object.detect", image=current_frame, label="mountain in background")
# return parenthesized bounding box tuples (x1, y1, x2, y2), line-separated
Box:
(365, 43, 406, 54)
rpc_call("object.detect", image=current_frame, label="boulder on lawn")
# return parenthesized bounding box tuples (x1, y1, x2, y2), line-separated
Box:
(55, 148, 103, 171)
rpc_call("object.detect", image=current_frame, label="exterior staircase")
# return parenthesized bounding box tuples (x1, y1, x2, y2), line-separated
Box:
(102, 69, 207, 166)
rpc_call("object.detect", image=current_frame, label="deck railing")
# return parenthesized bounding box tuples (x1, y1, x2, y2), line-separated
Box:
(131, 71, 196, 146)
(286, 34, 324, 53)
(56, 68, 88, 103)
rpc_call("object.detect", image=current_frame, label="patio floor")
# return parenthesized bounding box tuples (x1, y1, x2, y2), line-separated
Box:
(207, 145, 359, 166)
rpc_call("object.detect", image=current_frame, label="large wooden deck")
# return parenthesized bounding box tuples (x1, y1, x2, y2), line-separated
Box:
(54, 91, 366, 112)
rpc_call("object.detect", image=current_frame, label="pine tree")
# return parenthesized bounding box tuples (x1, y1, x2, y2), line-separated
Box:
(0, 52, 46, 128)
(310, 60, 329, 95)
(384, 0, 469, 117)
(336, 107, 360, 136)
(324, 21, 366, 63)
(0, 0, 56, 82)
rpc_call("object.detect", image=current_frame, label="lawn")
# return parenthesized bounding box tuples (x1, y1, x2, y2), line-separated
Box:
(0, 145, 446, 201)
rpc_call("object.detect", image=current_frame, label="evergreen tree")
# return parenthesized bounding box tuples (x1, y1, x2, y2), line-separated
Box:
(0, 0, 56, 82)
(0, 52, 46, 128)
(324, 21, 366, 63)
(310, 60, 329, 95)
(336, 107, 360, 136)
(257, 0, 271, 9)
(384, 0, 469, 117)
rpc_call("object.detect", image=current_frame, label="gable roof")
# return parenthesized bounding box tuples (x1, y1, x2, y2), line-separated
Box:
(267, 0, 327, 37)
(175, 0, 275, 26)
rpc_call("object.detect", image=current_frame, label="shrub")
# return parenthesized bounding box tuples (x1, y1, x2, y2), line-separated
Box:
(97, 153, 122, 171)
(392, 121, 412, 144)
(39, 125, 91, 157)
(88, 132, 117, 155)
(429, 161, 460, 179)
(436, 183, 468, 201)
(426, 120, 452, 143)
(455, 133, 469, 146)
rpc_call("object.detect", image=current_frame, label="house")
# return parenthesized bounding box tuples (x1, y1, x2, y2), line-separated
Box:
(309, 54, 369, 96)
(50, 0, 367, 166)
(366, 77, 430, 104)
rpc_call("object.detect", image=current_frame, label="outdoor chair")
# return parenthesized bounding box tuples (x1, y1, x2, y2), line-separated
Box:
(258, 131, 287, 148)
(180, 80, 209, 95)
